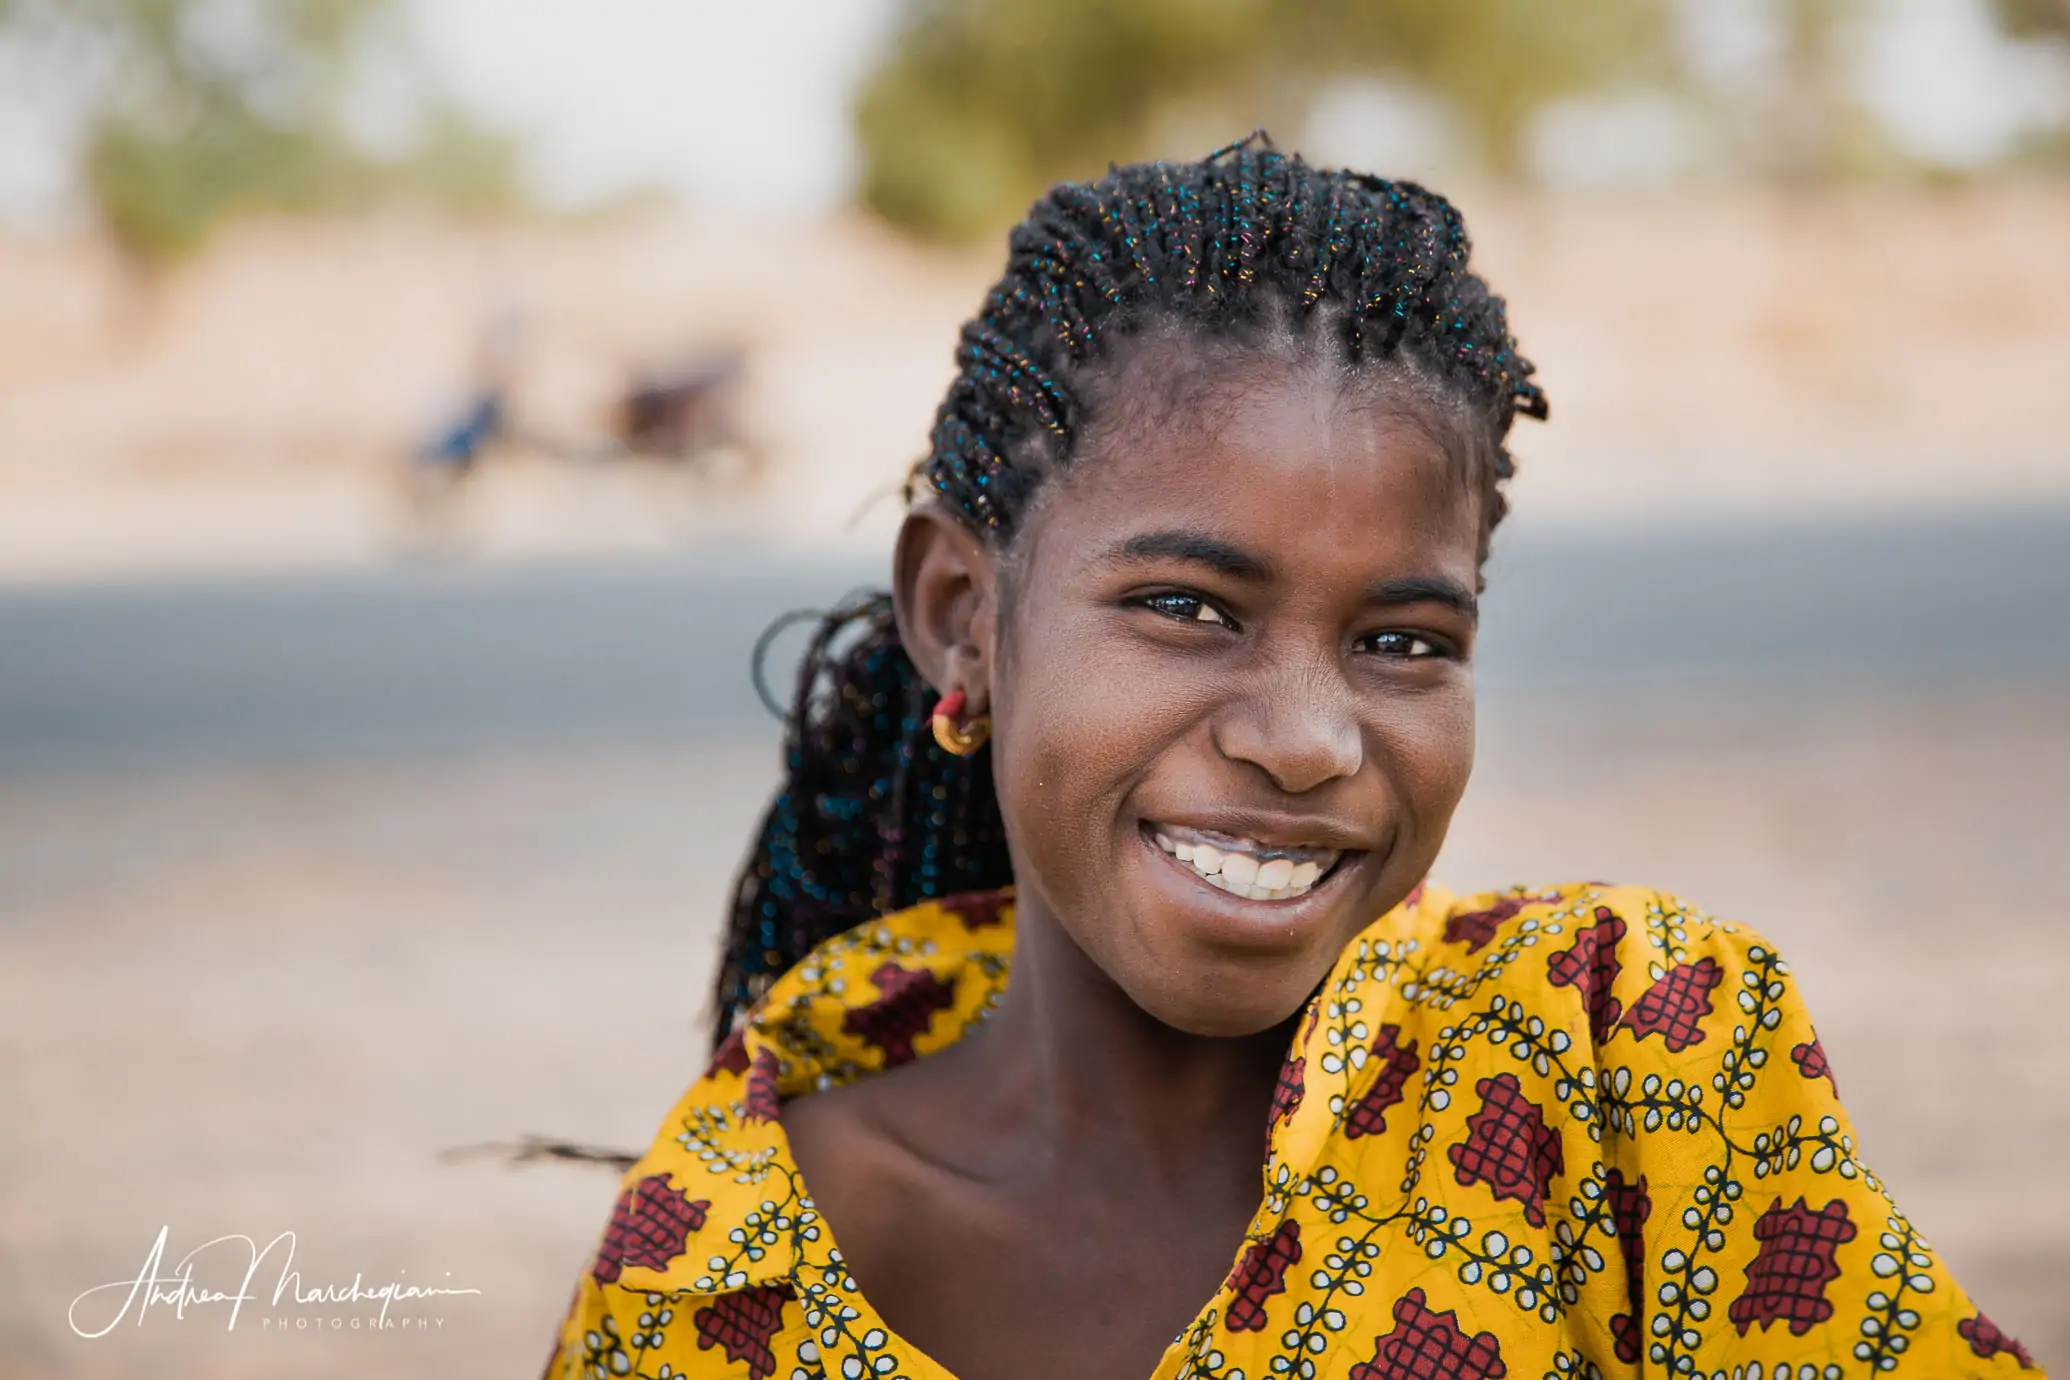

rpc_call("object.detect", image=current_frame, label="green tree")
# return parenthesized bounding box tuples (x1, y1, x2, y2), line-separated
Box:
(853, 0, 1677, 239)
(2, 0, 520, 261)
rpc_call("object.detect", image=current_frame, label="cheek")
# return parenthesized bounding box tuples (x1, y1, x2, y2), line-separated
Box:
(992, 611, 1207, 862)
(1375, 684, 1477, 841)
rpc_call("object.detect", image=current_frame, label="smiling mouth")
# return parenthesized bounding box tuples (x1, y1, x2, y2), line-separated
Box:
(1144, 823, 1347, 903)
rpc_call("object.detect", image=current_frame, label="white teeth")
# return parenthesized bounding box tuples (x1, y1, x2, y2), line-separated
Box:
(1149, 829, 1335, 901)
(1203, 871, 1303, 902)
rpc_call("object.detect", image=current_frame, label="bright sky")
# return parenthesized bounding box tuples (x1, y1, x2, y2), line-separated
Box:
(407, 0, 902, 214)
(408, 0, 2065, 207)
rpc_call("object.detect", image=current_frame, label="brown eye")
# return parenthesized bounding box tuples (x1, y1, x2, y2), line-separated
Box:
(1362, 631, 1442, 658)
(1141, 593, 1236, 629)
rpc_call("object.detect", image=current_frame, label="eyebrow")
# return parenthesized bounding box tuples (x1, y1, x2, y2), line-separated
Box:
(1368, 576, 1478, 620)
(1097, 530, 1276, 582)
(1097, 529, 1480, 620)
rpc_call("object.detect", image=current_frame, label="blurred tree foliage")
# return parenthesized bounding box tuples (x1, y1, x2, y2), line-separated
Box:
(854, 0, 1679, 239)
(1992, 0, 2070, 39)
(0, 0, 519, 261)
(1991, 0, 2070, 165)
(1759, 0, 1889, 182)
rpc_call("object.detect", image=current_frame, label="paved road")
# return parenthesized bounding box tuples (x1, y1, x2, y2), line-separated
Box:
(2, 504, 2066, 772)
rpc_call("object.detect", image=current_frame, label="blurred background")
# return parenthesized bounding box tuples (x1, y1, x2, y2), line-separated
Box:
(2, 0, 2067, 1375)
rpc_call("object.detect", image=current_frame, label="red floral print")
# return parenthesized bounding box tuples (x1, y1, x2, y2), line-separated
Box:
(1728, 1197, 1858, 1336)
(1447, 1073, 1563, 1227)
(1603, 1169, 1652, 1362)
(1349, 1288, 1507, 1380)
(840, 961, 956, 1065)
(592, 1175, 708, 1284)
(1960, 1312, 2038, 1369)
(1268, 1049, 1306, 1133)
(742, 1046, 782, 1123)
(938, 887, 1008, 931)
(1791, 1033, 1838, 1095)
(1546, 905, 1627, 1044)
(706, 1027, 751, 1078)
(1225, 1221, 1303, 1332)
(1622, 957, 1724, 1053)
(692, 1283, 793, 1380)
(1343, 1025, 1420, 1140)
(1443, 897, 1527, 953)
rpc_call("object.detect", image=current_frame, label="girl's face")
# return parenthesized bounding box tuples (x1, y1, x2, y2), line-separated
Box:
(904, 349, 1483, 1038)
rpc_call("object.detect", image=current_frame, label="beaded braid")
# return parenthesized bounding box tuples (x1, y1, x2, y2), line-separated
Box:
(710, 134, 1546, 1045)
(714, 593, 1011, 1044)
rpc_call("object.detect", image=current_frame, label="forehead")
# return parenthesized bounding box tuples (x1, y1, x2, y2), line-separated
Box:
(1021, 350, 1483, 583)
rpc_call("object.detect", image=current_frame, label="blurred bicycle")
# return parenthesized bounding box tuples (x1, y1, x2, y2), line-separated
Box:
(398, 325, 763, 552)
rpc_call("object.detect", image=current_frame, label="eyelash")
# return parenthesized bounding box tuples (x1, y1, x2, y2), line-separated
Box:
(1134, 592, 1449, 659)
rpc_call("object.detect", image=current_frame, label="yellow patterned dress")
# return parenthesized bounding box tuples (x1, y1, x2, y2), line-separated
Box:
(545, 882, 2043, 1380)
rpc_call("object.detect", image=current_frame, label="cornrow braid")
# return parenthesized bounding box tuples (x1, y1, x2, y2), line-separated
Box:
(714, 593, 1011, 1041)
(711, 133, 1546, 1045)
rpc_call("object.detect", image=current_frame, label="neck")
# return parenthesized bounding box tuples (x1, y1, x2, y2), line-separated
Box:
(952, 891, 1299, 1183)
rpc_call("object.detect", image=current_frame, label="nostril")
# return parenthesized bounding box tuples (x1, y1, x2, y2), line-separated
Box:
(1210, 697, 1364, 797)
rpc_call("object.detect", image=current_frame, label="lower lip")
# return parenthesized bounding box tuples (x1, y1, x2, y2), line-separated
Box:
(1136, 825, 1350, 946)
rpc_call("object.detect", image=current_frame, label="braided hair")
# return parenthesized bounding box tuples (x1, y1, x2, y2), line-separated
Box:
(710, 134, 1546, 1046)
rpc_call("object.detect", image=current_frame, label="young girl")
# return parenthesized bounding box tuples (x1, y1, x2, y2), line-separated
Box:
(545, 139, 2041, 1380)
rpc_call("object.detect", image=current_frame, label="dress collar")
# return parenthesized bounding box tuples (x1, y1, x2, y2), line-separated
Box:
(605, 883, 1450, 1299)
(633, 889, 1018, 1294)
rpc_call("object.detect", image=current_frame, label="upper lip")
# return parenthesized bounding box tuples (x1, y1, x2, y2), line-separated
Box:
(1141, 813, 1372, 855)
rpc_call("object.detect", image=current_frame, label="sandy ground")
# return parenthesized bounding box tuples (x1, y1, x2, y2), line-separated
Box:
(2, 186, 2068, 584)
(3, 686, 2065, 1378)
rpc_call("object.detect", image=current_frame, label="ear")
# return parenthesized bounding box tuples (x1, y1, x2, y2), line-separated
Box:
(892, 502, 999, 717)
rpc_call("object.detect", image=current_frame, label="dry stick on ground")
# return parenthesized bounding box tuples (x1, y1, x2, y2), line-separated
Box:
(438, 1136, 639, 1171)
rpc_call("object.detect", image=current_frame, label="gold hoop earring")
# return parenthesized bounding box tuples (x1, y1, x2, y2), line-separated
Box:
(929, 689, 991, 756)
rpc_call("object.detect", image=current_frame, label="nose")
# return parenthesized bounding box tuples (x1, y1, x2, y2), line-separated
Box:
(1210, 658, 1364, 795)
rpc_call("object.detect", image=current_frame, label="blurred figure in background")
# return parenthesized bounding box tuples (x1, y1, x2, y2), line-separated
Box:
(404, 304, 760, 545)
(615, 349, 749, 462)
(417, 301, 525, 479)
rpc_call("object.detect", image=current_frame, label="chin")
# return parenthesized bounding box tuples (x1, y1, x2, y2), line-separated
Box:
(1118, 947, 1334, 1039)
(1097, 822, 1386, 1034)
(1145, 999, 1309, 1041)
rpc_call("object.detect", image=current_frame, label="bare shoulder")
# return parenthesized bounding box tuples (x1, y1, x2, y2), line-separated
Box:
(778, 1038, 981, 1233)
(781, 1060, 913, 1201)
